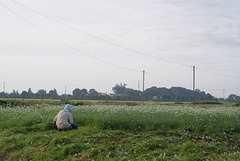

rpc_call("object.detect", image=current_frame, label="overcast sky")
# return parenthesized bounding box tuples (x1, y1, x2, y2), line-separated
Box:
(1, 0, 240, 98)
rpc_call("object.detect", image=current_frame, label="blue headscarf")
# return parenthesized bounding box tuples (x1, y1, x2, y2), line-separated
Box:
(63, 104, 74, 112)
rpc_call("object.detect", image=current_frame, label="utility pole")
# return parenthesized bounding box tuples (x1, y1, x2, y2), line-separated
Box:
(193, 66, 196, 107)
(3, 81, 5, 93)
(142, 70, 145, 105)
(223, 89, 225, 99)
(65, 85, 67, 103)
(138, 80, 140, 91)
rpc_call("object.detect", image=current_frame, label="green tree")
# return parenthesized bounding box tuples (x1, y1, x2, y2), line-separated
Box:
(112, 83, 127, 94)
(88, 89, 99, 100)
(81, 89, 88, 98)
(227, 94, 240, 102)
(72, 88, 81, 100)
(20, 91, 28, 98)
(72, 88, 88, 100)
(9, 90, 19, 98)
(48, 89, 59, 99)
(36, 89, 47, 99)
(27, 88, 34, 99)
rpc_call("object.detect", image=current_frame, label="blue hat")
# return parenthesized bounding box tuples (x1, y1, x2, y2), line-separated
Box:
(64, 104, 74, 112)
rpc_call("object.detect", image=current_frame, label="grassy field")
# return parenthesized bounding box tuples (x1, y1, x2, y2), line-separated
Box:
(1, 103, 240, 160)
(1, 98, 232, 107)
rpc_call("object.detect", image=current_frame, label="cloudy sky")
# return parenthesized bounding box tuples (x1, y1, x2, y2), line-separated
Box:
(1, 0, 240, 98)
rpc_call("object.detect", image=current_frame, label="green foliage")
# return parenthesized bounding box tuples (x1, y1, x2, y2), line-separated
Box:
(51, 137, 72, 145)
(234, 101, 240, 107)
(0, 98, 146, 106)
(1, 104, 240, 160)
(1, 125, 240, 160)
(1, 84, 219, 102)
(174, 101, 183, 104)
(196, 101, 223, 104)
(0, 99, 28, 107)
(228, 94, 240, 102)
(63, 144, 85, 156)
(1, 104, 240, 133)
(0, 100, 8, 105)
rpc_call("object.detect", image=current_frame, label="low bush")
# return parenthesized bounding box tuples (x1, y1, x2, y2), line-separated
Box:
(234, 102, 240, 107)
(195, 101, 222, 104)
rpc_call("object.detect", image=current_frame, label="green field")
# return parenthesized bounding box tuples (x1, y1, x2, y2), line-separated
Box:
(1, 102, 240, 160)
(1, 98, 233, 105)
(0, 98, 184, 106)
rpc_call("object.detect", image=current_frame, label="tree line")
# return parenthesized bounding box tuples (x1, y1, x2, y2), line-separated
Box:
(0, 83, 239, 102)
(0, 88, 110, 100)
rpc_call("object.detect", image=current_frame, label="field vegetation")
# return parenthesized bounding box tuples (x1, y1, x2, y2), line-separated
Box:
(0, 98, 231, 106)
(1, 101, 240, 160)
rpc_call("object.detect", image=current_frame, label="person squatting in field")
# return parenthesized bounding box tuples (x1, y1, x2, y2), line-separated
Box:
(53, 104, 78, 131)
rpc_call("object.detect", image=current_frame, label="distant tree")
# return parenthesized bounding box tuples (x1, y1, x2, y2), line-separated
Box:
(122, 88, 141, 101)
(218, 98, 225, 102)
(0, 92, 7, 98)
(136, 86, 215, 102)
(72, 88, 82, 100)
(1, 84, 217, 102)
(81, 89, 88, 98)
(72, 88, 88, 100)
(36, 89, 47, 99)
(206, 93, 213, 100)
(227, 94, 240, 102)
(9, 90, 20, 98)
(48, 89, 59, 99)
(88, 89, 99, 100)
(112, 83, 127, 94)
(20, 91, 28, 98)
(27, 88, 34, 98)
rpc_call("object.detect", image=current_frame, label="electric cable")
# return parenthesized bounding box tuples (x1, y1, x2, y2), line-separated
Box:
(12, 0, 240, 80)
(0, 2, 141, 73)
(198, 87, 240, 91)
(197, 67, 240, 79)
(2, 1, 240, 97)
(10, 0, 192, 68)
(146, 72, 192, 89)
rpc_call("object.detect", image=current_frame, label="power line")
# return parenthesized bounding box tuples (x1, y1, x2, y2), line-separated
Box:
(198, 87, 240, 91)
(10, 0, 192, 68)
(195, 66, 240, 92)
(146, 72, 192, 89)
(12, 0, 240, 80)
(3, 81, 5, 93)
(3, 1, 240, 95)
(0, 1, 196, 93)
(197, 67, 240, 79)
(0, 2, 141, 73)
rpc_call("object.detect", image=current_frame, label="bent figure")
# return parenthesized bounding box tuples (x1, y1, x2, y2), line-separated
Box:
(53, 104, 78, 131)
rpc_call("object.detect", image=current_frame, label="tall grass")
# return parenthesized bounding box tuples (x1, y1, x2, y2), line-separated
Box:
(74, 105, 240, 133)
(0, 104, 61, 130)
(1, 104, 240, 133)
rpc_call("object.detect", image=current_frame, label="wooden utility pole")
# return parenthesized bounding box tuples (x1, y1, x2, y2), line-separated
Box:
(142, 70, 145, 105)
(193, 66, 196, 107)
(65, 85, 67, 103)
(3, 81, 5, 93)
(223, 89, 225, 99)
(138, 80, 140, 91)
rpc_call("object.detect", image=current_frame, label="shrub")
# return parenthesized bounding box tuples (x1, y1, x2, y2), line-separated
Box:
(234, 102, 240, 107)
(174, 102, 183, 104)
(0, 100, 8, 106)
(195, 101, 222, 104)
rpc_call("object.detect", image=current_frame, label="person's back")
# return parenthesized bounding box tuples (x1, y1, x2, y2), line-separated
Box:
(53, 104, 78, 130)
(54, 110, 73, 129)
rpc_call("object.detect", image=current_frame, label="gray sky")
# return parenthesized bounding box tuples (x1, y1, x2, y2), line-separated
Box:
(1, 0, 240, 98)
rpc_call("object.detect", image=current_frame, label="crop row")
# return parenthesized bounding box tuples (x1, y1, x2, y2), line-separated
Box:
(1, 104, 240, 133)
